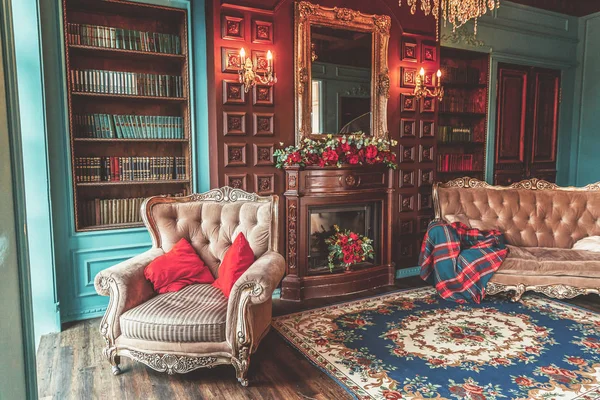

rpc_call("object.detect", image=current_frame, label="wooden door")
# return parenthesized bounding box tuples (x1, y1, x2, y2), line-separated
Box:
(528, 68, 560, 182)
(494, 63, 528, 185)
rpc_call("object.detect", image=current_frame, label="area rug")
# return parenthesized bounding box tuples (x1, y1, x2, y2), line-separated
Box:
(272, 287, 600, 400)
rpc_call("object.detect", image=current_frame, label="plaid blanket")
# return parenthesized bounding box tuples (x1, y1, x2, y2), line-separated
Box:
(419, 220, 509, 303)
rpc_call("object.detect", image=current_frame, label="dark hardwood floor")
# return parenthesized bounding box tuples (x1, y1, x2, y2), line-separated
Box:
(37, 277, 600, 400)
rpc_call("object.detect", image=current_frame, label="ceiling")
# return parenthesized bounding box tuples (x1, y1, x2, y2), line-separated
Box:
(223, 0, 600, 16)
(493, 0, 600, 16)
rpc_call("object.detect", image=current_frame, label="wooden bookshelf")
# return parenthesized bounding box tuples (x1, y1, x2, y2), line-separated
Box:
(437, 47, 490, 181)
(63, 0, 192, 232)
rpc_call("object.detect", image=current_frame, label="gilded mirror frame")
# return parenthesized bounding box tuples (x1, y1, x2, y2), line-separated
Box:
(294, 1, 391, 142)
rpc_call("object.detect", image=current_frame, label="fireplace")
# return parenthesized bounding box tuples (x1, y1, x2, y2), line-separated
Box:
(308, 203, 380, 272)
(281, 164, 395, 301)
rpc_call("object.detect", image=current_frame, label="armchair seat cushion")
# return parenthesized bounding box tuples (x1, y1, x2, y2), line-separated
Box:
(119, 284, 227, 343)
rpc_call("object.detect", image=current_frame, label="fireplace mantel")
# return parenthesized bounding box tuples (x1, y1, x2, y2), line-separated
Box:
(281, 164, 395, 301)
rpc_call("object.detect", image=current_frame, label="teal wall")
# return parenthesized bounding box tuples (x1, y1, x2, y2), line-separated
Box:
(441, 1, 580, 186)
(571, 12, 600, 186)
(0, 24, 28, 400)
(40, 0, 209, 323)
(9, 0, 61, 342)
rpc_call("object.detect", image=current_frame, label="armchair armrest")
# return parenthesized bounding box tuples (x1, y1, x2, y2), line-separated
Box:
(94, 248, 164, 343)
(226, 251, 286, 348)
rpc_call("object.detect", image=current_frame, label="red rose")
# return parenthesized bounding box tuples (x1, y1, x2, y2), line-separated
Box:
(365, 145, 378, 159)
(514, 376, 534, 386)
(347, 154, 359, 164)
(463, 383, 484, 394)
(322, 148, 339, 165)
(340, 236, 349, 245)
(349, 232, 359, 241)
(343, 253, 353, 264)
(540, 366, 561, 375)
(340, 142, 351, 153)
(567, 357, 586, 366)
(382, 390, 403, 400)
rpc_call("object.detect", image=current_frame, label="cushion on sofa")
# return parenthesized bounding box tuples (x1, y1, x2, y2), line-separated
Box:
(120, 284, 227, 343)
(445, 213, 497, 231)
(496, 245, 600, 279)
(572, 236, 600, 252)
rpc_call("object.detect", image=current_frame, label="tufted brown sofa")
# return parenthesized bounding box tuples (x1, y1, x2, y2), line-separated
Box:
(434, 177, 600, 301)
(94, 187, 285, 386)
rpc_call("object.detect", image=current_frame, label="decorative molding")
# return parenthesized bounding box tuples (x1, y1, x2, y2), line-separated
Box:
(395, 266, 420, 278)
(224, 143, 247, 167)
(486, 282, 600, 302)
(225, 173, 247, 190)
(129, 351, 219, 374)
(287, 202, 297, 270)
(442, 25, 486, 47)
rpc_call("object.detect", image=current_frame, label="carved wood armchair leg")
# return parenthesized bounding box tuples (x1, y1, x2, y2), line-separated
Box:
(111, 355, 122, 375)
(232, 350, 250, 387)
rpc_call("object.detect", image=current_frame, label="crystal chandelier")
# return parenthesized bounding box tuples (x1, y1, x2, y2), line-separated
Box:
(399, 0, 500, 36)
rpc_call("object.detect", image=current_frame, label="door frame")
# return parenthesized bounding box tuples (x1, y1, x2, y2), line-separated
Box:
(486, 52, 571, 184)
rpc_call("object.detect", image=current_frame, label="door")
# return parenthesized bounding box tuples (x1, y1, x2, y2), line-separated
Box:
(493, 63, 561, 185)
(528, 68, 561, 182)
(494, 63, 528, 185)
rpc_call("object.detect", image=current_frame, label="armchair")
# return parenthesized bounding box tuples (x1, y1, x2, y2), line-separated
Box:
(94, 187, 285, 386)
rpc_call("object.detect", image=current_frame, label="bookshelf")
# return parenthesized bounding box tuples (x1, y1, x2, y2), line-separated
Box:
(437, 47, 490, 180)
(62, 0, 192, 232)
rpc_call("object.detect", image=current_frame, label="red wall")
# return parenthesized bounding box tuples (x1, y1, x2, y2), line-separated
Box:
(208, 0, 438, 267)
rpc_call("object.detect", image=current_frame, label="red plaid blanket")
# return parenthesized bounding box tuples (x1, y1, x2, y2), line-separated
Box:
(419, 220, 509, 303)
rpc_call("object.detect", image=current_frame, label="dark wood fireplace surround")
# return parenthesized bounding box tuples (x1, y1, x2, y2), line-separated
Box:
(281, 164, 395, 301)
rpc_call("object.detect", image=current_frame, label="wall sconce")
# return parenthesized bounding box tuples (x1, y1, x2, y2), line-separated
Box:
(238, 48, 277, 93)
(414, 67, 444, 102)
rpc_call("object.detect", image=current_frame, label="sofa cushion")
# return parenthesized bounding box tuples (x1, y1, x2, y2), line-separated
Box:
(497, 245, 600, 279)
(573, 236, 600, 252)
(120, 284, 227, 343)
(212, 232, 255, 297)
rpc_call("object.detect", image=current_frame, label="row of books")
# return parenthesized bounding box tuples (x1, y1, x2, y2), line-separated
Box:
(437, 126, 474, 143)
(80, 192, 186, 227)
(70, 69, 184, 98)
(440, 93, 485, 114)
(437, 154, 475, 172)
(66, 23, 181, 55)
(74, 114, 184, 139)
(441, 66, 482, 85)
(75, 157, 187, 182)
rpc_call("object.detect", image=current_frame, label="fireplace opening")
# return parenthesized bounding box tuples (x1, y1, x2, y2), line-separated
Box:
(308, 202, 380, 272)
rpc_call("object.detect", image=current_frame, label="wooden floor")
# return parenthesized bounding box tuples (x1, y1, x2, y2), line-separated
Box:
(37, 278, 600, 400)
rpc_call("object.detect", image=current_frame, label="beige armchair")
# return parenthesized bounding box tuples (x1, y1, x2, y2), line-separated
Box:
(94, 187, 285, 386)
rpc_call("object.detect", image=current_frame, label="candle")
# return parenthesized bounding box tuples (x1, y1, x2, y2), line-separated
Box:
(267, 50, 272, 69)
(436, 69, 442, 86)
(240, 47, 246, 64)
(420, 67, 425, 76)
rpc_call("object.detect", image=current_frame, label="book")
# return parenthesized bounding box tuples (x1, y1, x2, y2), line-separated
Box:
(74, 114, 184, 139)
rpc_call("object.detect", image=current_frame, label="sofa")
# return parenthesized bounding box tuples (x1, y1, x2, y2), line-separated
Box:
(94, 187, 285, 386)
(433, 177, 600, 301)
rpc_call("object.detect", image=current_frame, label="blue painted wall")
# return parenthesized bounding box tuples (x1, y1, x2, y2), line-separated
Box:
(10, 0, 61, 341)
(571, 12, 600, 186)
(441, 1, 580, 186)
(39, 0, 209, 322)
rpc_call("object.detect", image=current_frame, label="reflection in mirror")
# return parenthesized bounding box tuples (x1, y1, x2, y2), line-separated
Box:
(310, 25, 372, 135)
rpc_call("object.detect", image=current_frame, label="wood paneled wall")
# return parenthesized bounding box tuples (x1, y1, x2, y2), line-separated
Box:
(207, 0, 438, 268)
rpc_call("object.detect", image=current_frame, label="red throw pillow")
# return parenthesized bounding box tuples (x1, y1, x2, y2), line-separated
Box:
(212, 233, 255, 297)
(144, 238, 214, 294)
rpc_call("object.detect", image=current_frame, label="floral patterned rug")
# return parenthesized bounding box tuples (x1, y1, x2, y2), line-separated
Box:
(272, 287, 600, 400)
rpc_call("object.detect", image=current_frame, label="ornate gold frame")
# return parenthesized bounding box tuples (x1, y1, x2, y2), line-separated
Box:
(294, 1, 391, 142)
(433, 177, 600, 302)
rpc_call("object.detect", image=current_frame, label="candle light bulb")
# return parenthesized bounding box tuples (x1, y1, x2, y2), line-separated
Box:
(437, 69, 441, 78)
(267, 50, 272, 60)
(420, 67, 425, 76)
(240, 47, 246, 63)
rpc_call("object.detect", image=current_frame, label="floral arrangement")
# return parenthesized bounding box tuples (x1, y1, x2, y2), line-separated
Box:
(325, 225, 374, 272)
(274, 133, 397, 169)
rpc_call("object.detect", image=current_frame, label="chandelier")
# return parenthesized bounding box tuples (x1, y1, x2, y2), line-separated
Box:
(399, 0, 500, 36)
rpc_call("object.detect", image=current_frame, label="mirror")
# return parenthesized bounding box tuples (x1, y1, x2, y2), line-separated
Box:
(295, 2, 390, 142)
(310, 26, 372, 135)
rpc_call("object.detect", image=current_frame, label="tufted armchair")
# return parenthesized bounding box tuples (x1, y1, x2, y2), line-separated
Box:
(94, 187, 285, 386)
